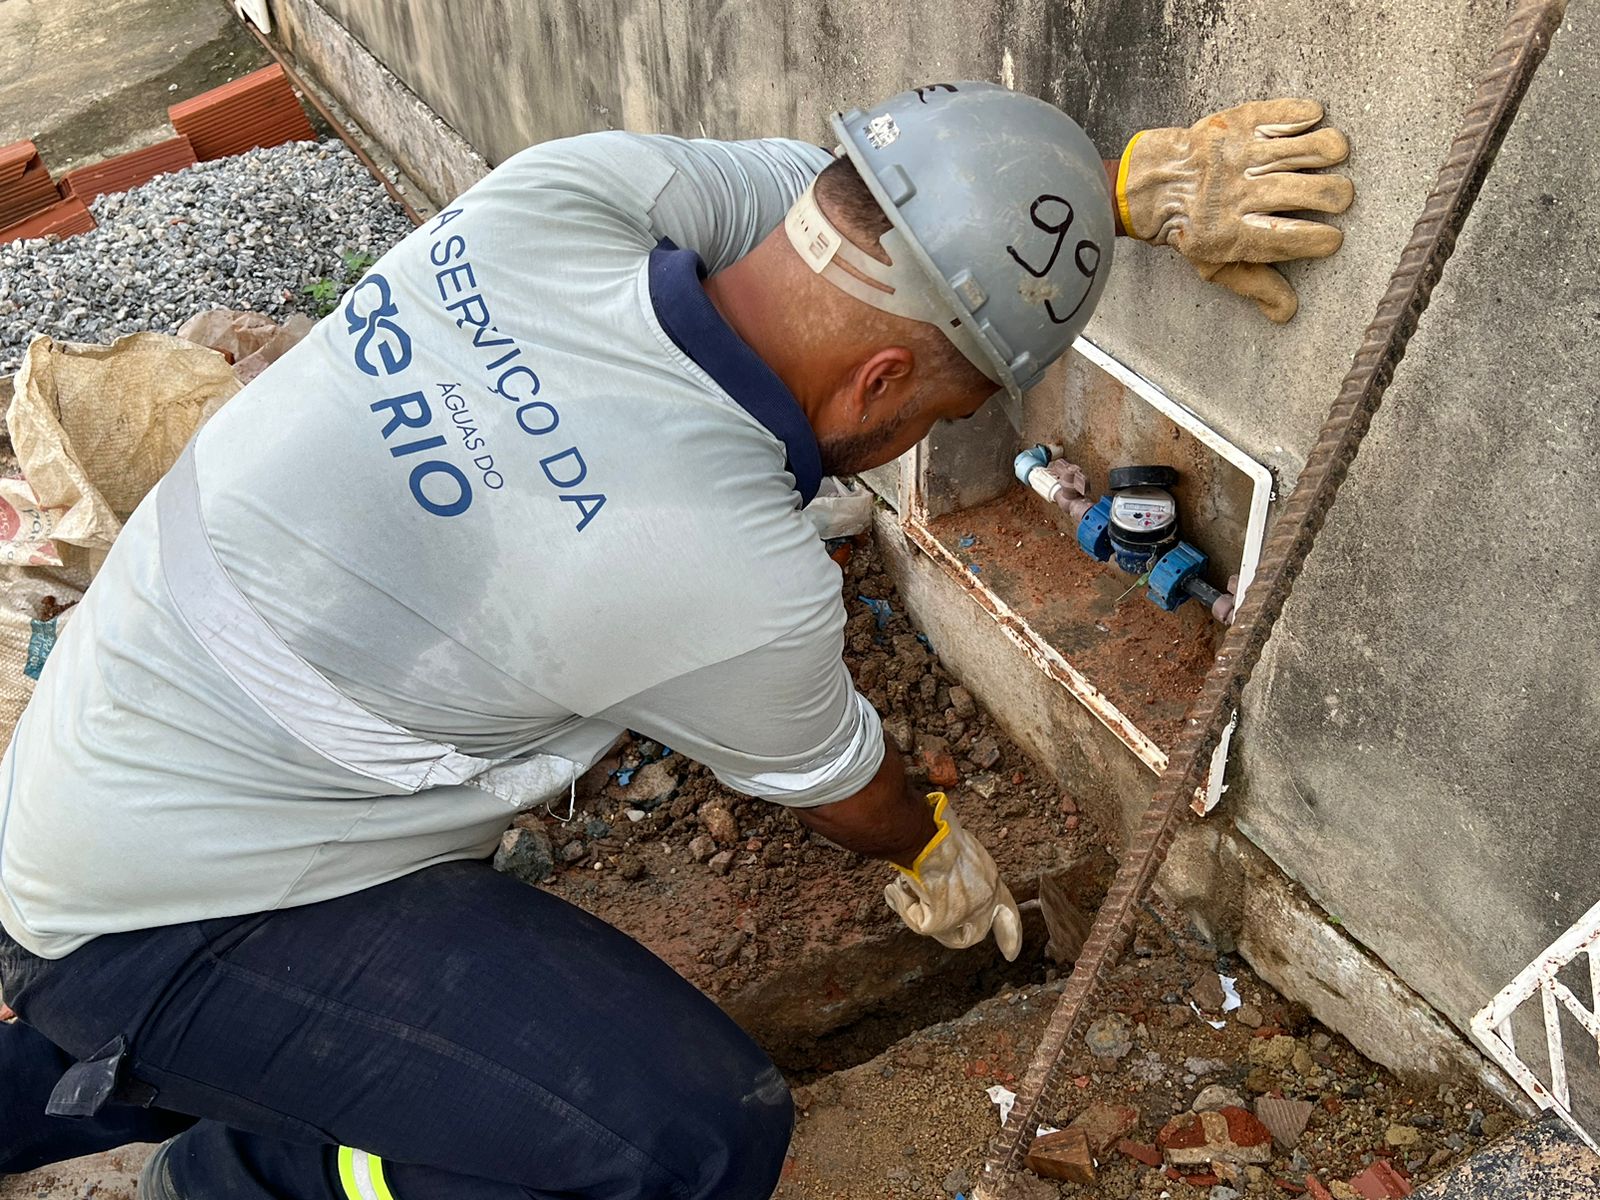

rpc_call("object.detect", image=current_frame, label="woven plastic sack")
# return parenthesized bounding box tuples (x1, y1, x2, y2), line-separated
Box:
(0, 333, 239, 746)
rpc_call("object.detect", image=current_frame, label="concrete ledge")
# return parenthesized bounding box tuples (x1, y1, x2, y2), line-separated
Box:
(1227, 838, 1534, 1114)
(871, 508, 1156, 842)
(268, 0, 487, 208)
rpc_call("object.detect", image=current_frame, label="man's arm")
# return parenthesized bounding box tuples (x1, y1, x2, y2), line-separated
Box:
(1103, 160, 1127, 236)
(794, 737, 1022, 962)
(791, 737, 935, 868)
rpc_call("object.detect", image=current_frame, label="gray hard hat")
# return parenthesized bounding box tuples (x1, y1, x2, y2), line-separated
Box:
(787, 82, 1113, 409)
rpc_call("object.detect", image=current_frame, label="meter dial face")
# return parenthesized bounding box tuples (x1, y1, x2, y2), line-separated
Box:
(1110, 486, 1177, 533)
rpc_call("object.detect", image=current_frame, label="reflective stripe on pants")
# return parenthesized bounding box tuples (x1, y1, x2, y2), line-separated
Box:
(339, 1147, 396, 1200)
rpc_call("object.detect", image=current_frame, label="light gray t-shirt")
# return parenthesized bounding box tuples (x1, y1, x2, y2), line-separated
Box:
(0, 132, 885, 959)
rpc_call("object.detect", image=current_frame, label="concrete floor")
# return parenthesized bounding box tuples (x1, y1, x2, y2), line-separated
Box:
(0, 0, 269, 173)
(0, 1145, 150, 1199)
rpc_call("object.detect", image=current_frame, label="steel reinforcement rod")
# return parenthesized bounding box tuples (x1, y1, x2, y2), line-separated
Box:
(977, 0, 1570, 1190)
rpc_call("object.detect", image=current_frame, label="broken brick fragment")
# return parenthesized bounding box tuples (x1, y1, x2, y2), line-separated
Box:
(1065, 1102, 1140, 1154)
(1256, 1096, 1317, 1148)
(1304, 1176, 1336, 1200)
(1158, 1107, 1275, 1165)
(917, 749, 960, 788)
(1117, 1139, 1163, 1167)
(1349, 1161, 1413, 1198)
(1024, 1127, 1095, 1184)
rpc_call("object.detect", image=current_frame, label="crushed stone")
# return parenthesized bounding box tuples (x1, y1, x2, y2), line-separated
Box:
(0, 140, 413, 374)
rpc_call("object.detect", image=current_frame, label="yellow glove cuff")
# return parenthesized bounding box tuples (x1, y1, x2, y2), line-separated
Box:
(895, 792, 953, 885)
(1115, 130, 1146, 239)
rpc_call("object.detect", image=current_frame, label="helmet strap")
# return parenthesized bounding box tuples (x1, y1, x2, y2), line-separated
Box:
(783, 178, 998, 386)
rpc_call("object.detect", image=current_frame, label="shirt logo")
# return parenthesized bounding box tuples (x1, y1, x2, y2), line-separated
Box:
(344, 273, 414, 378)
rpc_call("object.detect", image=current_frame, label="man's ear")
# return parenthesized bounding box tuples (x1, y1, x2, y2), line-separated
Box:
(852, 346, 916, 422)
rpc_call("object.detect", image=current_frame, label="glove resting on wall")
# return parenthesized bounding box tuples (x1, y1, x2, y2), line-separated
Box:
(1118, 98, 1355, 322)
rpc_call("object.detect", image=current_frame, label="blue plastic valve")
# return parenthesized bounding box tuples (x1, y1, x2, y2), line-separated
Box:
(1147, 541, 1207, 611)
(1012, 445, 1050, 485)
(1076, 496, 1112, 562)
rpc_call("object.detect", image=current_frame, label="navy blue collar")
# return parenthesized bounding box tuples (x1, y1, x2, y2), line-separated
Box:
(648, 239, 822, 506)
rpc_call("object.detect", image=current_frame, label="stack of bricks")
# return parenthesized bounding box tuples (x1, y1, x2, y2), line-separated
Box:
(0, 141, 94, 243)
(3, 63, 317, 246)
(168, 64, 316, 161)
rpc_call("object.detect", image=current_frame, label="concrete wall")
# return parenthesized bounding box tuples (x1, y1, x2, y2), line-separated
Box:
(269, 0, 1599, 1113)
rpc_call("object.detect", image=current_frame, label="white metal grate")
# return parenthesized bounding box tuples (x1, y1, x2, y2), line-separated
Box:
(1471, 896, 1600, 1154)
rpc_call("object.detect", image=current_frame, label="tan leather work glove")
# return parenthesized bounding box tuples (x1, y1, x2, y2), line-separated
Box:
(1117, 98, 1355, 322)
(884, 793, 1022, 960)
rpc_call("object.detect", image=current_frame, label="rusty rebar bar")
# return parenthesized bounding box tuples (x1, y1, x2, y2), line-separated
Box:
(978, 0, 1570, 1190)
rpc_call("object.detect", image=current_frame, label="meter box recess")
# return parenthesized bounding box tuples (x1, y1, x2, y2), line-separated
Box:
(881, 338, 1272, 788)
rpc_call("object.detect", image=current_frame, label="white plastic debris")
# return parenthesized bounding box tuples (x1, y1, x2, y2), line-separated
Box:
(986, 1085, 1016, 1125)
(1220, 974, 1243, 1013)
(803, 476, 875, 539)
(1189, 1001, 1227, 1030)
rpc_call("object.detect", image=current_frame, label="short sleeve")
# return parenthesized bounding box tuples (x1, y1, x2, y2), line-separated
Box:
(492, 132, 833, 272)
(599, 600, 885, 809)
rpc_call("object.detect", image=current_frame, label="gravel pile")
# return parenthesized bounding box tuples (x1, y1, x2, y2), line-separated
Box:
(0, 140, 415, 374)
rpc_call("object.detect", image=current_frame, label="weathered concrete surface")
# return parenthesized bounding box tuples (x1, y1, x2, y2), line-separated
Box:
(1230, 839, 1530, 1111)
(272, 0, 487, 209)
(1411, 1115, 1599, 1200)
(0, 0, 268, 173)
(1233, 8, 1600, 1125)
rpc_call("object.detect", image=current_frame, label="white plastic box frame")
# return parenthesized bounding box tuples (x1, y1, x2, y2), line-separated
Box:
(897, 337, 1273, 814)
(1471, 896, 1600, 1154)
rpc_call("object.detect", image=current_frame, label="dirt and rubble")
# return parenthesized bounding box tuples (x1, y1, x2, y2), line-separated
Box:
(776, 906, 1518, 1200)
(495, 527, 1518, 1199)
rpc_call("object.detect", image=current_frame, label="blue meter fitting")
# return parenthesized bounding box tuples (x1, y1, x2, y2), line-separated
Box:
(1147, 541, 1207, 611)
(1076, 496, 1112, 561)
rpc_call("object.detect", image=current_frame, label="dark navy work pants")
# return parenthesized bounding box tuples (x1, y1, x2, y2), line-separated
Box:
(0, 862, 792, 1198)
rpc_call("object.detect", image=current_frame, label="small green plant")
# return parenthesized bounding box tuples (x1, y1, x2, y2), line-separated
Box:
(303, 277, 340, 316)
(340, 250, 378, 276)
(302, 250, 381, 318)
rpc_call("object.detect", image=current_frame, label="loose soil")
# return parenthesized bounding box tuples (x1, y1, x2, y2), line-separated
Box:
(926, 491, 1220, 750)
(778, 905, 1518, 1200)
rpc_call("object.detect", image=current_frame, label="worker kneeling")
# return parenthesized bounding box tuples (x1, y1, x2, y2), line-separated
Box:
(0, 83, 1350, 1199)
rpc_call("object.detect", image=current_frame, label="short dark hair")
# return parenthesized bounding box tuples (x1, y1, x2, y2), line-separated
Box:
(809, 155, 993, 401)
(813, 156, 894, 262)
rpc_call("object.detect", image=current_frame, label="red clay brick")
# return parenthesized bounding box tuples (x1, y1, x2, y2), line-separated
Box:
(1159, 1108, 1274, 1165)
(1117, 1139, 1162, 1167)
(0, 150, 60, 227)
(1, 197, 94, 243)
(169, 64, 315, 161)
(1068, 1102, 1140, 1154)
(1024, 1127, 1095, 1184)
(59, 136, 197, 201)
(1349, 1161, 1413, 1198)
(1304, 1175, 1336, 1200)
(0, 140, 38, 184)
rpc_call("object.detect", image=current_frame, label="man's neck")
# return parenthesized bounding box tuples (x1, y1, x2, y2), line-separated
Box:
(701, 247, 831, 429)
